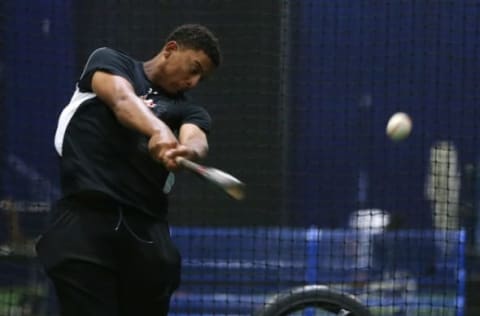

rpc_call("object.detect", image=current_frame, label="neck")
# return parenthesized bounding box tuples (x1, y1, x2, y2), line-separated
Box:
(143, 59, 156, 82)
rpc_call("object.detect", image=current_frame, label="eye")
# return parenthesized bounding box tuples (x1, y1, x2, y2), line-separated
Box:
(190, 64, 201, 75)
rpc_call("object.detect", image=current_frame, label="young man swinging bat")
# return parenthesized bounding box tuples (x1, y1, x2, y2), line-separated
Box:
(36, 24, 221, 316)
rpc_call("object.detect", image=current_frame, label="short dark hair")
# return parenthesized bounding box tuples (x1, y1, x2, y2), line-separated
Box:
(166, 24, 222, 67)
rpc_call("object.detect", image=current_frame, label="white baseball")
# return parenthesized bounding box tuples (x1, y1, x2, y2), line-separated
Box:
(386, 112, 412, 141)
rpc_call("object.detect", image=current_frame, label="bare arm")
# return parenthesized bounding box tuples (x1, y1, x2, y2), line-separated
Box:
(91, 71, 178, 166)
(164, 123, 209, 169)
(178, 123, 209, 160)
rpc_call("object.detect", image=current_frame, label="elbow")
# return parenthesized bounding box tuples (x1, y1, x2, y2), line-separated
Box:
(190, 143, 208, 161)
(110, 95, 133, 122)
(198, 145, 209, 160)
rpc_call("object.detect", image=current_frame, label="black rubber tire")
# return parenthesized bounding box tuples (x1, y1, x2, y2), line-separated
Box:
(254, 285, 372, 316)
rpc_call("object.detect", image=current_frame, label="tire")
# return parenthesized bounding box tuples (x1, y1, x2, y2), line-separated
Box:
(254, 285, 372, 316)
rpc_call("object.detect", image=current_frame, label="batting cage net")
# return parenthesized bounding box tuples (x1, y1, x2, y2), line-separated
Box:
(1, 0, 479, 315)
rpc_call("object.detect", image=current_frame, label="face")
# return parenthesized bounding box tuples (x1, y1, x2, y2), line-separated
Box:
(156, 41, 215, 94)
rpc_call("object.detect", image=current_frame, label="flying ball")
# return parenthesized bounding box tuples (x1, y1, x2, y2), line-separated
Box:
(386, 112, 412, 141)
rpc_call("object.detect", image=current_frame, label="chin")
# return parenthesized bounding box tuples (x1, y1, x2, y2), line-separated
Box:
(166, 88, 182, 96)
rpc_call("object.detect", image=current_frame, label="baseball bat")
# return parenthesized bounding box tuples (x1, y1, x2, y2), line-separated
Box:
(176, 157, 245, 200)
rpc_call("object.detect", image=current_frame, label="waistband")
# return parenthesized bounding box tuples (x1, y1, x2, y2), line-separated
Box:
(59, 191, 162, 221)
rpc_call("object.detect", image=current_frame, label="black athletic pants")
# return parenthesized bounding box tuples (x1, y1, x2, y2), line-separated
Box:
(35, 194, 181, 316)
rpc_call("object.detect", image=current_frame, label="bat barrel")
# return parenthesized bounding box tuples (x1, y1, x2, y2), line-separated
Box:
(176, 157, 246, 200)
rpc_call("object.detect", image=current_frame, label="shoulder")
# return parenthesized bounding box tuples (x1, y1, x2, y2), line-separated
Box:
(179, 96, 209, 115)
(82, 47, 139, 76)
(180, 100, 212, 127)
(78, 47, 140, 91)
(88, 47, 134, 62)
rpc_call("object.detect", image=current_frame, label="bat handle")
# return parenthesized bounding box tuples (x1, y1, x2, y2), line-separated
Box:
(175, 157, 202, 172)
(175, 156, 187, 165)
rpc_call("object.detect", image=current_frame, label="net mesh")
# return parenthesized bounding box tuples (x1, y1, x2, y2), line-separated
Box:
(1, 0, 479, 315)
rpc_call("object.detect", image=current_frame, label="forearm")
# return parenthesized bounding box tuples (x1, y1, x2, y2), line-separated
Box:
(177, 123, 209, 160)
(113, 93, 175, 139)
(91, 71, 175, 140)
(180, 138, 208, 160)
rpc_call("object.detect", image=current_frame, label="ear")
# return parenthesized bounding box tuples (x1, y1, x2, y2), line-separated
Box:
(163, 41, 178, 58)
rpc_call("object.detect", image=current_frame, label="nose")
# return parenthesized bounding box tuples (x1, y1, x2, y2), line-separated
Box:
(186, 75, 201, 89)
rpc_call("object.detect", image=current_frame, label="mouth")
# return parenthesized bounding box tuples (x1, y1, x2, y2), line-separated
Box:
(178, 86, 191, 93)
(165, 85, 182, 95)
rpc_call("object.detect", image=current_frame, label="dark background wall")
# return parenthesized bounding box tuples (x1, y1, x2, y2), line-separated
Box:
(1, 0, 74, 202)
(0, 1, 5, 192)
(288, 1, 480, 229)
(1, 1, 480, 314)
(73, 0, 284, 226)
(2, 0, 480, 231)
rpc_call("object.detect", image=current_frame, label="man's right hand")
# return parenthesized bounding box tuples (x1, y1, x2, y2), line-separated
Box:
(148, 133, 179, 170)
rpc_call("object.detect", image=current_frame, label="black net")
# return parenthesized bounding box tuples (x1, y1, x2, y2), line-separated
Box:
(1, 0, 479, 315)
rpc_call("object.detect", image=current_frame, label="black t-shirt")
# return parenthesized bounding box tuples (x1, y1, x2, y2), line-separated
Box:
(54, 47, 211, 218)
